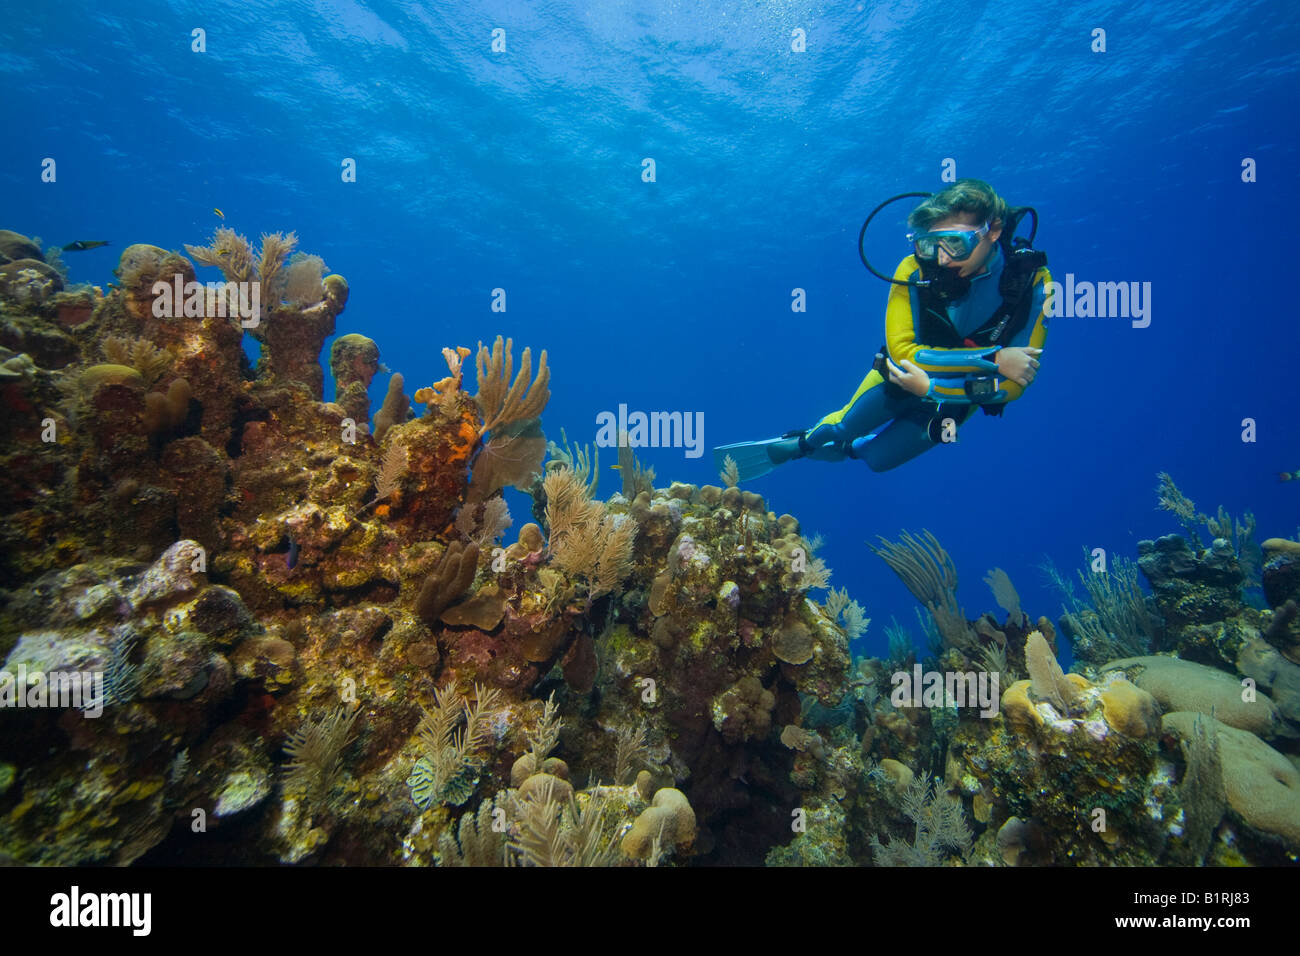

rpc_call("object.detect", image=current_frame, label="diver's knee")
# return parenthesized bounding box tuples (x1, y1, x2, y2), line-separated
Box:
(852, 436, 907, 473)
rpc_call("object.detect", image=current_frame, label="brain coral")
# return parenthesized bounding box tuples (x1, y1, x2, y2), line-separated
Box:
(1103, 656, 1280, 738)
(1099, 676, 1161, 739)
(1162, 711, 1300, 849)
(621, 788, 696, 860)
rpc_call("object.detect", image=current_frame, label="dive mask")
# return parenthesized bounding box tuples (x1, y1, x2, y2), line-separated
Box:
(908, 222, 988, 262)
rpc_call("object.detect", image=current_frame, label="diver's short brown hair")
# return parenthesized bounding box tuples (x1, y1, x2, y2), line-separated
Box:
(908, 179, 1009, 231)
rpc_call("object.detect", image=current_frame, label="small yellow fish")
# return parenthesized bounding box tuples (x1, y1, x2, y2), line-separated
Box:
(214, 207, 224, 219)
(610, 464, 622, 470)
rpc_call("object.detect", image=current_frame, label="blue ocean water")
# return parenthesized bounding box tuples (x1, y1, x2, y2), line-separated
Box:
(3, 0, 1297, 660)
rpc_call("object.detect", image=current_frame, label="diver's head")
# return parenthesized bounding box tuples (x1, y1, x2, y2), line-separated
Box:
(907, 179, 1006, 278)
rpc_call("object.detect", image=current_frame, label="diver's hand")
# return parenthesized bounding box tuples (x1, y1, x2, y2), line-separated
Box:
(886, 358, 931, 398)
(995, 347, 1042, 387)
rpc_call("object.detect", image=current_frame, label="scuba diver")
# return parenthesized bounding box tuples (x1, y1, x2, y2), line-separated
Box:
(714, 179, 1052, 479)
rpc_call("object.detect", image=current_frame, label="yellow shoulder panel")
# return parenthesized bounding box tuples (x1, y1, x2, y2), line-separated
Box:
(885, 256, 926, 367)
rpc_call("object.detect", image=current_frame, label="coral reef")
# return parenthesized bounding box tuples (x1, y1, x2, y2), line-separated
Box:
(2, 225, 1296, 869)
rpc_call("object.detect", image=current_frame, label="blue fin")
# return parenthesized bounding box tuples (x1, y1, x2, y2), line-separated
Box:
(712, 438, 786, 483)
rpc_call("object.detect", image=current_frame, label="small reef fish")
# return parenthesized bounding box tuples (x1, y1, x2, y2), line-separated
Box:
(214, 208, 224, 219)
(61, 240, 111, 252)
(286, 536, 300, 570)
(1281, 470, 1300, 482)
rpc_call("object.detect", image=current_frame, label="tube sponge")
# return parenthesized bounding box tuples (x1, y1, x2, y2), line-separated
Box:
(373, 373, 409, 442)
(415, 541, 480, 624)
(621, 787, 696, 860)
(144, 379, 192, 436)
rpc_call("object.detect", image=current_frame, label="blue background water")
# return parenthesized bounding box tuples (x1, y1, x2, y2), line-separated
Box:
(3, 0, 1297, 661)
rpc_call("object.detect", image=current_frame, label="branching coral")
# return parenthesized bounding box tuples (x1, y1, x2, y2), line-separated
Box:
(1164, 712, 1223, 865)
(283, 704, 362, 800)
(1207, 505, 1261, 586)
(1076, 550, 1158, 655)
(103, 626, 141, 706)
(183, 227, 302, 305)
(1156, 472, 1262, 585)
(355, 441, 409, 518)
(101, 335, 174, 386)
(543, 467, 637, 599)
(824, 586, 850, 623)
(871, 530, 972, 651)
(437, 794, 509, 866)
(617, 434, 655, 500)
(976, 641, 1011, 684)
(474, 335, 550, 436)
(871, 529, 958, 610)
(455, 496, 512, 548)
(840, 600, 870, 641)
(373, 442, 408, 505)
(613, 720, 649, 785)
(869, 772, 972, 867)
(884, 616, 915, 671)
(826, 587, 868, 639)
(719, 454, 740, 489)
(508, 775, 620, 867)
(407, 682, 502, 809)
(546, 426, 598, 497)
(185, 227, 256, 284)
(524, 692, 563, 774)
(1156, 471, 1202, 541)
(414, 346, 472, 421)
(257, 232, 298, 303)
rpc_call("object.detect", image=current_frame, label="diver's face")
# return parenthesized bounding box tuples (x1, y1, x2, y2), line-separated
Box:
(930, 214, 1002, 276)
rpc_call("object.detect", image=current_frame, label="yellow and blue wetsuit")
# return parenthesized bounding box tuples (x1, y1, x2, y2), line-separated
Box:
(799, 245, 1052, 471)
